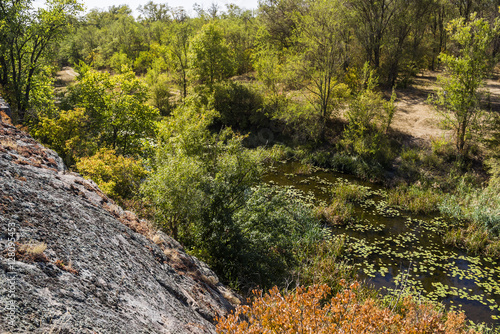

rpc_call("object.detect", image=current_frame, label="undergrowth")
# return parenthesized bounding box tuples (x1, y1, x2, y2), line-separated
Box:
(216, 282, 479, 333)
(386, 184, 444, 214)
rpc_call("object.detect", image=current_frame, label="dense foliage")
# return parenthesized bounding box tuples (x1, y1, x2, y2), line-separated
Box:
(217, 283, 477, 333)
(141, 102, 323, 288)
(2, 0, 500, 329)
(76, 148, 148, 204)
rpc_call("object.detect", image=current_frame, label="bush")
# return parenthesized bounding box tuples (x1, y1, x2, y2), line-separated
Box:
(329, 152, 385, 181)
(272, 97, 324, 144)
(315, 200, 354, 225)
(233, 184, 324, 289)
(62, 66, 159, 156)
(296, 237, 355, 290)
(341, 63, 396, 166)
(331, 180, 372, 203)
(32, 107, 95, 166)
(143, 102, 325, 289)
(216, 283, 476, 333)
(142, 103, 261, 285)
(210, 81, 267, 130)
(76, 148, 147, 204)
(145, 70, 173, 116)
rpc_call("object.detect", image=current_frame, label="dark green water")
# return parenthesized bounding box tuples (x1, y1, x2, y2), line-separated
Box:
(264, 161, 500, 326)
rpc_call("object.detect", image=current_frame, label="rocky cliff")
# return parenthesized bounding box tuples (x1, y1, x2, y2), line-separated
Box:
(0, 118, 239, 333)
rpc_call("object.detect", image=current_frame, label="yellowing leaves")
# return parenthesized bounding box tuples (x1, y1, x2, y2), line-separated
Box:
(217, 283, 477, 334)
(76, 148, 147, 203)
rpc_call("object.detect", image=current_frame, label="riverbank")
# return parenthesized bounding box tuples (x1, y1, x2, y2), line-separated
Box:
(263, 160, 500, 328)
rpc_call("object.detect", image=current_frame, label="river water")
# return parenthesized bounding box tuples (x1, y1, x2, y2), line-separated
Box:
(264, 161, 500, 326)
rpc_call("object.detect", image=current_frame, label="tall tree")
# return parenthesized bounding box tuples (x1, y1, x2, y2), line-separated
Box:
(347, 0, 398, 70)
(431, 14, 500, 155)
(189, 22, 234, 88)
(296, 0, 349, 141)
(167, 21, 194, 99)
(384, 0, 436, 86)
(0, 0, 83, 123)
(258, 0, 304, 49)
(62, 67, 159, 156)
(138, 1, 170, 23)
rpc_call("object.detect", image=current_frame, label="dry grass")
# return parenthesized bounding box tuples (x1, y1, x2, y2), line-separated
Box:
(15, 242, 49, 263)
(444, 223, 500, 257)
(0, 137, 18, 151)
(19, 242, 47, 254)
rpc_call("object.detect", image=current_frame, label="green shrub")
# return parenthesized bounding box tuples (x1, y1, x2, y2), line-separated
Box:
(329, 152, 385, 181)
(271, 96, 324, 144)
(332, 180, 372, 203)
(341, 63, 397, 166)
(76, 148, 148, 204)
(296, 237, 354, 290)
(444, 223, 489, 255)
(431, 136, 456, 160)
(32, 107, 95, 166)
(210, 81, 267, 130)
(142, 101, 327, 289)
(444, 222, 500, 257)
(60, 66, 159, 157)
(233, 184, 324, 289)
(145, 69, 173, 116)
(400, 147, 420, 164)
(109, 52, 133, 73)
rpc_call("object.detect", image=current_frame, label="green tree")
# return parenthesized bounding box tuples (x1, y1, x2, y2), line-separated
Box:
(220, 5, 257, 75)
(142, 101, 323, 287)
(0, 0, 83, 122)
(65, 67, 159, 155)
(137, 1, 170, 23)
(32, 107, 95, 164)
(143, 102, 261, 240)
(34, 66, 159, 164)
(431, 14, 500, 155)
(233, 184, 323, 288)
(295, 0, 350, 141)
(189, 22, 235, 88)
(347, 0, 436, 86)
(142, 101, 263, 281)
(347, 0, 398, 70)
(145, 67, 172, 116)
(342, 63, 396, 162)
(57, 6, 147, 70)
(258, 0, 303, 49)
(166, 20, 194, 99)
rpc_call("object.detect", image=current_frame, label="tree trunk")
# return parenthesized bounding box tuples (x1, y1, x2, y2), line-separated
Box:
(457, 119, 467, 154)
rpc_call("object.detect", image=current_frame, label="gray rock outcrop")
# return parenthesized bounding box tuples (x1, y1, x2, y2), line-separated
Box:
(0, 97, 11, 118)
(0, 120, 239, 333)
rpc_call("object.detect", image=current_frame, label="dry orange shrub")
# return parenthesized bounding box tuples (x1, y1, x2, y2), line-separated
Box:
(216, 282, 476, 334)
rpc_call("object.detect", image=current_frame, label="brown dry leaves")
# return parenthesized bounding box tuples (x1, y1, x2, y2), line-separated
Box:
(216, 282, 476, 334)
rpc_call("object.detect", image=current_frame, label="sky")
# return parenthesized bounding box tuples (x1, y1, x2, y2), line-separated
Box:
(33, 0, 259, 17)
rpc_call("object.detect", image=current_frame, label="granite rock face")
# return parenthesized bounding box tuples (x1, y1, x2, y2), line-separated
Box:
(0, 120, 238, 333)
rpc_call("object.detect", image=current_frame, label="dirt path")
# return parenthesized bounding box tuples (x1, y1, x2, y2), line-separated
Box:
(55, 66, 78, 85)
(391, 71, 500, 146)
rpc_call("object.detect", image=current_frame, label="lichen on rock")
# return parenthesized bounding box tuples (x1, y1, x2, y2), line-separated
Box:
(0, 120, 238, 333)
